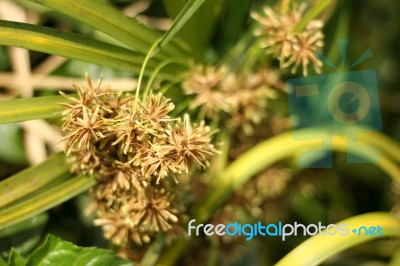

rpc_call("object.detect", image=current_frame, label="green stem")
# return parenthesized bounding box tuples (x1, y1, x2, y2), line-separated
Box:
(158, 127, 400, 264)
(134, 41, 161, 111)
(0, 153, 69, 208)
(143, 60, 175, 101)
(276, 212, 400, 266)
(294, 0, 333, 32)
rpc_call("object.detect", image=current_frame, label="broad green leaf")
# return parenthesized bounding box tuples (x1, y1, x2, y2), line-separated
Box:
(7, 234, 132, 266)
(276, 212, 400, 266)
(0, 153, 69, 208)
(7, 249, 25, 266)
(0, 175, 96, 230)
(0, 257, 5, 266)
(154, 0, 206, 57)
(0, 20, 156, 74)
(0, 96, 67, 124)
(0, 214, 48, 257)
(0, 124, 27, 164)
(26, 0, 186, 59)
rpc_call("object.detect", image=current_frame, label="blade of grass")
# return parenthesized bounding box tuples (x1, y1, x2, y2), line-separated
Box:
(163, 0, 222, 60)
(276, 212, 400, 266)
(0, 20, 179, 78)
(26, 0, 187, 58)
(0, 153, 69, 208)
(153, 0, 206, 57)
(0, 95, 67, 124)
(0, 175, 96, 230)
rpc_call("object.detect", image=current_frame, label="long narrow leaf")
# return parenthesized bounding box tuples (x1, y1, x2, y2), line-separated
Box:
(0, 175, 96, 230)
(0, 20, 146, 72)
(0, 95, 67, 124)
(154, 0, 206, 56)
(0, 153, 69, 208)
(163, 0, 222, 58)
(276, 212, 400, 266)
(25, 0, 186, 58)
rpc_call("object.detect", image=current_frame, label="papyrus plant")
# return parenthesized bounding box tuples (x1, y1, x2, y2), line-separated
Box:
(0, 0, 400, 265)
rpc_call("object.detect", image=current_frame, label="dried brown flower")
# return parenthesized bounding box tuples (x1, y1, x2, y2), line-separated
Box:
(62, 106, 104, 154)
(223, 69, 281, 135)
(182, 64, 283, 135)
(61, 75, 218, 248)
(252, 4, 324, 76)
(164, 114, 219, 172)
(182, 65, 233, 117)
(93, 184, 181, 246)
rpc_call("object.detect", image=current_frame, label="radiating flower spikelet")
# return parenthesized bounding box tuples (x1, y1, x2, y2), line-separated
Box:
(60, 74, 219, 248)
(252, 4, 324, 76)
(182, 65, 233, 118)
(164, 114, 219, 173)
(223, 68, 281, 135)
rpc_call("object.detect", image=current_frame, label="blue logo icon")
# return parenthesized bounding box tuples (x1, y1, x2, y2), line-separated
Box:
(286, 40, 382, 168)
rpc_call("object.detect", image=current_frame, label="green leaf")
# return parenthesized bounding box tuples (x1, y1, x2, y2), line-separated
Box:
(0, 153, 69, 208)
(0, 124, 27, 164)
(0, 96, 68, 124)
(193, 127, 400, 223)
(0, 20, 153, 74)
(163, 0, 222, 59)
(275, 212, 400, 266)
(26, 0, 186, 59)
(26, 234, 132, 266)
(158, 126, 400, 264)
(0, 213, 48, 257)
(0, 213, 48, 239)
(154, 0, 206, 57)
(7, 249, 25, 266)
(0, 257, 6, 266)
(0, 175, 96, 230)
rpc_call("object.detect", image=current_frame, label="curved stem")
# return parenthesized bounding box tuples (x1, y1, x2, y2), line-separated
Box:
(158, 126, 400, 265)
(142, 60, 175, 101)
(276, 212, 400, 266)
(134, 40, 161, 111)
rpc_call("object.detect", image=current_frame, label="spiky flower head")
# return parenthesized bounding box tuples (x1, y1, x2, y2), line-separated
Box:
(60, 75, 218, 248)
(183, 65, 283, 135)
(252, 4, 324, 76)
(182, 65, 233, 118)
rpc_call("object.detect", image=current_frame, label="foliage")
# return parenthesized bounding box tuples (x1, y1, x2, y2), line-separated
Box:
(0, 0, 399, 265)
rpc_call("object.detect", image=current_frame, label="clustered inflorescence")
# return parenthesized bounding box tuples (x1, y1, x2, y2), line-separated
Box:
(59, 2, 323, 259)
(252, 3, 324, 76)
(60, 74, 218, 246)
(182, 65, 283, 135)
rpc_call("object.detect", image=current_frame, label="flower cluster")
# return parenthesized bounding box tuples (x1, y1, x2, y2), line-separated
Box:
(182, 65, 282, 135)
(61, 74, 218, 246)
(252, 4, 324, 76)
